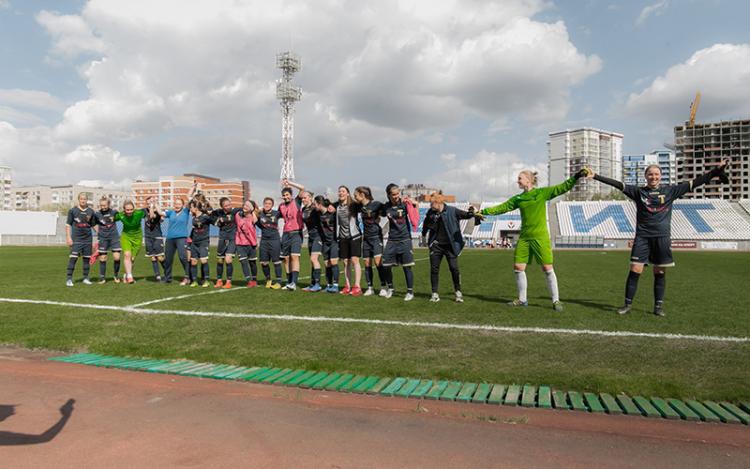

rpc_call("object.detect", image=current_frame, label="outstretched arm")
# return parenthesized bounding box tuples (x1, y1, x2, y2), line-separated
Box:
(481, 197, 517, 216)
(674, 159, 730, 198)
(542, 169, 589, 200)
(592, 174, 625, 191)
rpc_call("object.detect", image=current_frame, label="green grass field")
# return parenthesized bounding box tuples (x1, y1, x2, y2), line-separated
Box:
(1, 245, 749, 402)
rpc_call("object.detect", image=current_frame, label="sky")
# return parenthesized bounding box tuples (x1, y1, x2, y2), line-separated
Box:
(1, 0, 749, 201)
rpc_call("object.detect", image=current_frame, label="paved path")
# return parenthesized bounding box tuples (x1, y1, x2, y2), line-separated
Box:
(1, 348, 748, 468)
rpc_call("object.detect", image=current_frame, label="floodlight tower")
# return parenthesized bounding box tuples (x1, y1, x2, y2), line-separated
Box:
(276, 51, 302, 181)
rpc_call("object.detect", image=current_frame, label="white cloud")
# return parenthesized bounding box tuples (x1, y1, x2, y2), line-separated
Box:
(0, 1, 10, 10)
(3, 0, 599, 196)
(433, 150, 547, 200)
(625, 43, 750, 123)
(36, 10, 105, 58)
(0, 88, 65, 111)
(0, 122, 143, 185)
(636, 1, 669, 27)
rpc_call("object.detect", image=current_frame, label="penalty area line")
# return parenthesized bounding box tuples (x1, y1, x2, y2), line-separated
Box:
(0, 297, 749, 344)
(127, 286, 246, 308)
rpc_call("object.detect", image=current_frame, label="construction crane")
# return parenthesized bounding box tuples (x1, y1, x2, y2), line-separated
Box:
(688, 91, 700, 128)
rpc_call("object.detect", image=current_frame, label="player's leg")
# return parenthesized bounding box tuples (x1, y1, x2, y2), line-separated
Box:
(429, 244, 444, 301)
(534, 238, 561, 311)
(164, 238, 176, 283)
(271, 240, 282, 288)
(223, 248, 235, 288)
(339, 238, 351, 294)
(509, 239, 530, 306)
(199, 243, 210, 287)
(350, 237, 363, 296)
(66, 243, 80, 286)
(97, 238, 109, 283)
(618, 236, 649, 314)
(651, 237, 673, 317)
(284, 233, 302, 290)
(80, 243, 92, 284)
(400, 240, 415, 301)
(156, 238, 167, 282)
(189, 248, 199, 287)
(112, 248, 122, 283)
(98, 253, 108, 283)
(445, 250, 463, 303)
(215, 240, 226, 287)
(381, 240, 396, 298)
(176, 238, 189, 285)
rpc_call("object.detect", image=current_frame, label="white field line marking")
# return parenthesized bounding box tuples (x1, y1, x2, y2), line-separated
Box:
(1, 297, 748, 344)
(127, 286, 245, 308)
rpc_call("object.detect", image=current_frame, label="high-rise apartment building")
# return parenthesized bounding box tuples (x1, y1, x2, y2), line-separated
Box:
(548, 128, 623, 200)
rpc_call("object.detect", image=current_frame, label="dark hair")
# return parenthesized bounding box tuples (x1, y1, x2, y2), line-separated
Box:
(385, 183, 399, 198)
(263, 197, 274, 205)
(219, 197, 230, 207)
(314, 195, 329, 206)
(355, 186, 372, 201)
(281, 187, 293, 196)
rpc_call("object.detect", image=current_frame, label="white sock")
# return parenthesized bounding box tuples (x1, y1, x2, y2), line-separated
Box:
(545, 269, 559, 303)
(514, 270, 527, 303)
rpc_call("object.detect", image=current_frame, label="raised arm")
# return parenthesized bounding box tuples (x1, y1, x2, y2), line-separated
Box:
(282, 179, 305, 196)
(673, 159, 730, 198)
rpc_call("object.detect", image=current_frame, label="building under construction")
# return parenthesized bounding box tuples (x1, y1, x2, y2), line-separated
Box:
(674, 119, 750, 200)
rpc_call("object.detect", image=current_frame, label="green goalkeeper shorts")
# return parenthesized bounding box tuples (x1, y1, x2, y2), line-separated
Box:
(514, 237, 553, 265)
(120, 234, 142, 256)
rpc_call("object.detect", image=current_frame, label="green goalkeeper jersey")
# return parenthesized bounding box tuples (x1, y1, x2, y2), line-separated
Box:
(480, 177, 577, 240)
(115, 209, 146, 238)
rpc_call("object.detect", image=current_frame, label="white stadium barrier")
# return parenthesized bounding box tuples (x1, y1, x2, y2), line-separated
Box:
(555, 200, 750, 241)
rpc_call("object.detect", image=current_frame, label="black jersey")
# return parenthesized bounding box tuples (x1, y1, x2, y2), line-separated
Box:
(360, 200, 384, 239)
(256, 210, 281, 241)
(190, 213, 213, 243)
(67, 206, 95, 242)
(319, 210, 337, 244)
(382, 201, 412, 241)
(301, 204, 321, 239)
(622, 183, 692, 238)
(212, 207, 241, 239)
(144, 210, 163, 239)
(93, 208, 119, 239)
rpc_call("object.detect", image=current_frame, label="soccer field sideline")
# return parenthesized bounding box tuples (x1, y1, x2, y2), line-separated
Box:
(1, 295, 748, 344)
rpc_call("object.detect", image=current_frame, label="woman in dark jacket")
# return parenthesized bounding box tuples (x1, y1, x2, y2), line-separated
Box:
(421, 191, 483, 303)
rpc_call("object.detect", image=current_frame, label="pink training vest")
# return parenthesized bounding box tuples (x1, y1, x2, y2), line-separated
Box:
(235, 212, 257, 246)
(279, 199, 303, 232)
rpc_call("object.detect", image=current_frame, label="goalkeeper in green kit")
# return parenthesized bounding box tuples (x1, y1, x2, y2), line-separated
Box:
(480, 168, 588, 311)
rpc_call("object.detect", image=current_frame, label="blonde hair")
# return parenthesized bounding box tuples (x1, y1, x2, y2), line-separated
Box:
(429, 191, 445, 204)
(644, 164, 661, 175)
(123, 199, 135, 209)
(519, 170, 538, 187)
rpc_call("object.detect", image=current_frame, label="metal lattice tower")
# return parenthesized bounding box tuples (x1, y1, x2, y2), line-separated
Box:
(276, 52, 302, 181)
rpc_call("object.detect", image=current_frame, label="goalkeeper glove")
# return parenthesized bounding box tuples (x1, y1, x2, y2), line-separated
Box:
(574, 168, 589, 180)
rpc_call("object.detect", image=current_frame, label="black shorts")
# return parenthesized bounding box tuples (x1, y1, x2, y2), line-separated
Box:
(383, 239, 414, 267)
(308, 235, 323, 255)
(189, 239, 210, 260)
(339, 236, 362, 260)
(237, 245, 257, 261)
(630, 236, 674, 267)
(70, 241, 92, 258)
(144, 237, 165, 257)
(217, 237, 237, 256)
(281, 231, 303, 257)
(362, 236, 384, 258)
(98, 236, 121, 253)
(260, 238, 281, 263)
(322, 241, 339, 262)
